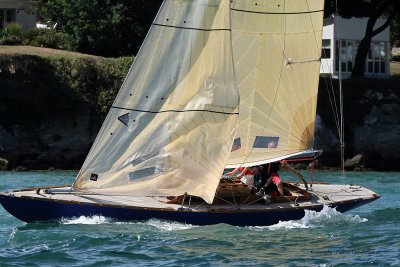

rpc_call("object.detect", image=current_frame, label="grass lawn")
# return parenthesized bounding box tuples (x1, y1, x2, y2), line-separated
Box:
(0, 45, 99, 59)
(391, 61, 400, 76)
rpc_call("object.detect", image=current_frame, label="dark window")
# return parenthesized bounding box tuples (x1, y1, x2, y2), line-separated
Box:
(5, 9, 16, 23)
(118, 113, 130, 126)
(0, 9, 16, 29)
(321, 39, 331, 59)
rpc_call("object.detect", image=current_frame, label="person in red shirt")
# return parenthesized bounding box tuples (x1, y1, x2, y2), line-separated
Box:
(226, 166, 255, 178)
(263, 162, 284, 196)
(226, 166, 258, 187)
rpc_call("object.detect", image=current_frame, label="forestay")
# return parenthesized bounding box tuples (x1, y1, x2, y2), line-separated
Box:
(226, 0, 324, 167)
(73, 0, 239, 203)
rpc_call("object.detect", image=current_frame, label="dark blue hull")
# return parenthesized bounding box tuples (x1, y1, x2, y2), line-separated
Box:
(0, 193, 379, 226)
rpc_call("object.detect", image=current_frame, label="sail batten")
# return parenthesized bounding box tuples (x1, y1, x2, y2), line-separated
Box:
(231, 8, 323, 15)
(152, 23, 231, 32)
(111, 106, 239, 115)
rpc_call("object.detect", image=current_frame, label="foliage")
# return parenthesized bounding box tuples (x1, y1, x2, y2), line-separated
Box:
(39, 0, 162, 57)
(392, 54, 400, 61)
(0, 23, 23, 45)
(22, 28, 73, 50)
(0, 54, 133, 129)
(390, 12, 400, 47)
(1, 23, 23, 37)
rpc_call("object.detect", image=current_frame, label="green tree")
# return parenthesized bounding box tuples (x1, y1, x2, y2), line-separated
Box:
(39, 0, 162, 57)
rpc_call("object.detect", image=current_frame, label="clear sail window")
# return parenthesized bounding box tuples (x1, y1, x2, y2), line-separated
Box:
(129, 163, 167, 180)
(253, 136, 279, 148)
(231, 138, 241, 152)
(129, 167, 157, 180)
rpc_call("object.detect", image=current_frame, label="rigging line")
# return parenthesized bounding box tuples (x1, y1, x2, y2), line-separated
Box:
(336, 0, 345, 173)
(306, 0, 339, 134)
(305, 0, 323, 59)
(215, 195, 238, 207)
(304, 0, 339, 131)
(305, 0, 341, 137)
(239, 194, 266, 208)
(323, 74, 341, 136)
(192, 200, 206, 210)
(111, 106, 239, 115)
(230, 8, 323, 15)
(152, 23, 230, 32)
(237, 193, 252, 209)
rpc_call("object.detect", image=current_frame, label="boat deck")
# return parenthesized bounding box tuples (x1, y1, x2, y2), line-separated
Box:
(3, 183, 379, 212)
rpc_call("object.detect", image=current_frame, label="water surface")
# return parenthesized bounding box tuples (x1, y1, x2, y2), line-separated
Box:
(0, 171, 398, 266)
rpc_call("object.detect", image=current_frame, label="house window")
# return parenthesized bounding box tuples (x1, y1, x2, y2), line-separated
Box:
(366, 42, 386, 74)
(335, 40, 356, 73)
(321, 39, 331, 59)
(335, 39, 387, 75)
(0, 9, 16, 29)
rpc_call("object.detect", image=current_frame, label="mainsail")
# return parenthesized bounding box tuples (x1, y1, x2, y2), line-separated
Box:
(227, 0, 324, 167)
(73, 0, 239, 203)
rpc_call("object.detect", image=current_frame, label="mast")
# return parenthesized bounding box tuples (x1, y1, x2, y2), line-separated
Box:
(339, 53, 345, 173)
(335, 1, 345, 173)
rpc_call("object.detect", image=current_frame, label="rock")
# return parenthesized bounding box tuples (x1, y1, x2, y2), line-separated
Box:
(363, 90, 373, 99)
(15, 166, 29, 172)
(381, 103, 400, 115)
(344, 154, 364, 168)
(386, 93, 400, 102)
(364, 106, 382, 126)
(0, 157, 8, 170)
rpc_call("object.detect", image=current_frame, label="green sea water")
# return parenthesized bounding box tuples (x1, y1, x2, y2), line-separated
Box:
(0, 171, 399, 266)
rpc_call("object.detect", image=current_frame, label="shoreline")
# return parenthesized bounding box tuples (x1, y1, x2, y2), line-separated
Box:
(1, 47, 399, 171)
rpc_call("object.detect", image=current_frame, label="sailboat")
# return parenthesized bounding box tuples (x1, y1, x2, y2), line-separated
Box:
(0, 0, 379, 226)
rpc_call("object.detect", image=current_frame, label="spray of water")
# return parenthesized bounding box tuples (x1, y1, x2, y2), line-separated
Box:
(268, 205, 367, 230)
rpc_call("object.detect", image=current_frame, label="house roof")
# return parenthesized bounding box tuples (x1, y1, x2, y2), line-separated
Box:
(0, 0, 37, 8)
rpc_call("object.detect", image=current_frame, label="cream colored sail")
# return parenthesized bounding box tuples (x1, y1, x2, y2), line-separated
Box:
(227, 0, 324, 167)
(73, 0, 239, 203)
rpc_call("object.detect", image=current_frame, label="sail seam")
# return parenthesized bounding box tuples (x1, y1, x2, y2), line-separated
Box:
(230, 8, 323, 15)
(112, 106, 239, 115)
(152, 23, 230, 32)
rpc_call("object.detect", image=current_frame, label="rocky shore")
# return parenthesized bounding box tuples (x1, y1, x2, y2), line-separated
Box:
(0, 48, 399, 171)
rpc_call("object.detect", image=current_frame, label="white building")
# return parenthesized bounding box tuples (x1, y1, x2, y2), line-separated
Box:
(0, 0, 36, 31)
(320, 15, 390, 78)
